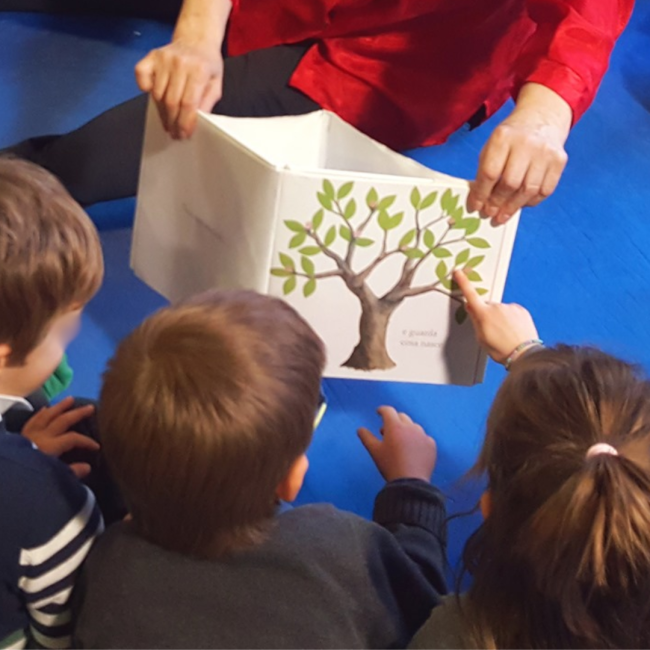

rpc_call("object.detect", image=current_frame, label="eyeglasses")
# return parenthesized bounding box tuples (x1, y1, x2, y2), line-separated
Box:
(314, 389, 327, 430)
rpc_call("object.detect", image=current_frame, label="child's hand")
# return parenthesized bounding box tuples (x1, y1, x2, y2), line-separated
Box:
(358, 406, 437, 483)
(22, 396, 100, 479)
(454, 269, 539, 364)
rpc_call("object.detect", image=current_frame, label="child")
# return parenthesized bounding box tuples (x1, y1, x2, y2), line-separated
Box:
(72, 289, 448, 649)
(410, 270, 650, 648)
(0, 157, 105, 649)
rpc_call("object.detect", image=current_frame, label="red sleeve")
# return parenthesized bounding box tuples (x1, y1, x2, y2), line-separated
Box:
(515, 0, 634, 122)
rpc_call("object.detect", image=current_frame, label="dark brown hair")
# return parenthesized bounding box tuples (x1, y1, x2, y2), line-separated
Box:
(462, 345, 650, 648)
(99, 290, 325, 558)
(0, 157, 103, 363)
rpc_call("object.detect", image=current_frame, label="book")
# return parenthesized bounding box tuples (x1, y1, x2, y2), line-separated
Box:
(132, 103, 519, 385)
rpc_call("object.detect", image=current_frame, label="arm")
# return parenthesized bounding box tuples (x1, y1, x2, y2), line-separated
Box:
(20, 484, 103, 648)
(467, 0, 633, 224)
(517, 0, 634, 122)
(135, 0, 233, 139)
(357, 407, 447, 641)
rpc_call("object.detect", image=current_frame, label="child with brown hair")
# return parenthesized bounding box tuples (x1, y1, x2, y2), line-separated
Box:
(0, 157, 105, 649)
(72, 289, 448, 649)
(409, 270, 650, 649)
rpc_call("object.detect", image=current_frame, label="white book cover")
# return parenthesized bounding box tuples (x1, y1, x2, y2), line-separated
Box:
(133, 104, 519, 385)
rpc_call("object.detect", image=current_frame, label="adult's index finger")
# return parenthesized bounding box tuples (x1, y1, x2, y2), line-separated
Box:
(453, 269, 487, 313)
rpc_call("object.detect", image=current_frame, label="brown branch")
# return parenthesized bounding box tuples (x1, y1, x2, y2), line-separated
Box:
(292, 270, 343, 280)
(307, 229, 352, 276)
(357, 206, 377, 236)
(357, 249, 402, 284)
(397, 284, 465, 302)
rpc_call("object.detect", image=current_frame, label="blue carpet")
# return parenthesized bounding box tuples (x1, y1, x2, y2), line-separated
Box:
(2, 4, 650, 577)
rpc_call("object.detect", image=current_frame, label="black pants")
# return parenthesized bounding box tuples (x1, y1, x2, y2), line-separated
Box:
(0, 0, 181, 22)
(3, 43, 319, 205)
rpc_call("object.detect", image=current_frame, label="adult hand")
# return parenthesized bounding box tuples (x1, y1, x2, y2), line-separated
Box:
(135, 0, 232, 140)
(135, 40, 224, 140)
(358, 406, 436, 483)
(467, 83, 572, 225)
(454, 269, 539, 364)
(22, 396, 100, 479)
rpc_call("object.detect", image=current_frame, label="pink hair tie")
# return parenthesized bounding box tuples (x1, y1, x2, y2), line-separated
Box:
(586, 443, 619, 459)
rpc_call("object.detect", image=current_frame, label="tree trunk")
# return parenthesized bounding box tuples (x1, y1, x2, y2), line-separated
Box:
(342, 296, 399, 371)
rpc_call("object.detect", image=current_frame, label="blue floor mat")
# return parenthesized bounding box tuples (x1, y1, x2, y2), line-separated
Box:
(2, 4, 650, 576)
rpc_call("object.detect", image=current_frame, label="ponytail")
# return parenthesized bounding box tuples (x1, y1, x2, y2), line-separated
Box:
(462, 346, 650, 648)
(522, 448, 650, 645)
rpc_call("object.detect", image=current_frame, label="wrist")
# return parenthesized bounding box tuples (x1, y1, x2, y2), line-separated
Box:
(513, 82, 573, 138)
(173, 0, 231, 46)
(504, 339, 544, 370)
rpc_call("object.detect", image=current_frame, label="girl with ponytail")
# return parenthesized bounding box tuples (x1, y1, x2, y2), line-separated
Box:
(410, 271, 650, 649)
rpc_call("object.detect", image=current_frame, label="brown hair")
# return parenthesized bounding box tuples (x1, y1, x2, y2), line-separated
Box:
(462, 345, 650, 649)
(0, 157, 103, 363)
(99, 290, 325, 558)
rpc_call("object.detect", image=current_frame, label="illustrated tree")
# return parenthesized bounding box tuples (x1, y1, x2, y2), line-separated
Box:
(271, 180, 491, 371)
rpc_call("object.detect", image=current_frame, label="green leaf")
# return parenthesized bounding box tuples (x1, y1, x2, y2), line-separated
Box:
(322, 179, 335, 199)
(423, 230, 435, 249)
(432, 247, 452, 258)
(270, 268, 291, 277)
(466, 255, 485, 268)
(443, 279, 460, 292)
(463, 269, 483, 282)
(436, 260, 449, 281)
(463, 217, 480, 236)
(366, 187, 379, 208)
(279, 252, 294, 270)
(451, 206, 464, 222)
(419, 191, 438, 210)
(476, 288, 489, 296)
(441, 189, 453, 213)
(301, 256, 315, 276)
(340, 226, 352, 242)
(377, 210, 392, 231)
(355, 237, 374, 247)
(455, 304, 468, 325)
(317, 192, 333, 210)
(343, 198, 357, 220)
(410, 187, 421, 210)
(299, 246, 321, 256)
(289, 232, 307, 249)
(399, 229, 417, 248)
(377, 195, 396, 211)
(388, 211, 404, 230)
(303, 278, 317, 298)
(336, 181, 354, 200)
(284, 220, 305, 233)
(466, 237, 490, 249)
(283, 275, 297, 295)
(312, 209, 324, 231)
(403, 248, 425, 259)
(455, 248, 470, 266)
(451, 218, 465, 230)
(323, 225, 336, 247)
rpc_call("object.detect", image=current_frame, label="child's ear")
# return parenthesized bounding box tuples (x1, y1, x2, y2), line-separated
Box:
(276, 454, 309, 503)
(480, 490, 492, 519)
(0, 344, 12, 369)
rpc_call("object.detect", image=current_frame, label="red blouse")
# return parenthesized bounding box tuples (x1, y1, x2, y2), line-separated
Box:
(227, 0, 633, 150)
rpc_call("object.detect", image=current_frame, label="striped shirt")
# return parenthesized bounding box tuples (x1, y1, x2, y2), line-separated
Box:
(0, 425, 103, 649)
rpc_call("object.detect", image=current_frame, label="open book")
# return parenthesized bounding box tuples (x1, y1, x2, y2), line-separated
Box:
(132, 103, 519, 385)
